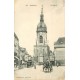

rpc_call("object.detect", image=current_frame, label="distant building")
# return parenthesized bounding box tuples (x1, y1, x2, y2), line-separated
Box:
(49, 50, 55, 65)
(14, 33, 20, 67)
(14, 33, 19, 58)
(24, 54, 29, 61)
(19, 47, 27, 61)
(24, 54, 32, 61)
(34, 7, 50, 64)
(28, 55, 32, 61)
(54, 37, 65, 66)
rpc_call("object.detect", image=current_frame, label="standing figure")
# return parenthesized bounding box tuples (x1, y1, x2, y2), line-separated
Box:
(34, 61, 36, 69)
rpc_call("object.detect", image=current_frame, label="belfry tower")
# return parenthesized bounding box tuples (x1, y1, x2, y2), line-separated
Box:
(34, 6, 50, 64)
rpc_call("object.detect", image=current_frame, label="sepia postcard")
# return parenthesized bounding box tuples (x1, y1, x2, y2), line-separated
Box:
(14, 0, 65, 80)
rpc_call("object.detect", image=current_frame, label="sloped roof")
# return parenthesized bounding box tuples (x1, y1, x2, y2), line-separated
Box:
(54, 37, 65, 45)
(14, 32, 19, 41)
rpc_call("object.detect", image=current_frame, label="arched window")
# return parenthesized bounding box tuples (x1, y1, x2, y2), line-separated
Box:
(40, 36, 43, 43)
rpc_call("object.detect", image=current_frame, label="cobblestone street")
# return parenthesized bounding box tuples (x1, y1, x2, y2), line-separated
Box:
(14, 66, 65, 80)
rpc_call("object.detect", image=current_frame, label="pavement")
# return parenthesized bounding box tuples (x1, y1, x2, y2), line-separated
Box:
(14, 65, 65, 80)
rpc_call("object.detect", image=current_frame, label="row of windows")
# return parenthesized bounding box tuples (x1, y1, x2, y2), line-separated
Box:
(40, 36, 43, 43)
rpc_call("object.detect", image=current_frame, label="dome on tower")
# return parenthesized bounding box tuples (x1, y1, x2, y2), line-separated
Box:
(37, 22, 46, 28)
(37, 22, 47, 32)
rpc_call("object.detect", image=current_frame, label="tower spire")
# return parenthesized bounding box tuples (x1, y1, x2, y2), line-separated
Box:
(40, 5, 44, 22)
(41, 5, 43, 14)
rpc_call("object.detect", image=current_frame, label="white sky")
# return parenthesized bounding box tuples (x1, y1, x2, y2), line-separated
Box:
(14, 0, 65, 56)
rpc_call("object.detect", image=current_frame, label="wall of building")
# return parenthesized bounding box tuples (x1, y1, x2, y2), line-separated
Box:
(54, 48, 65, 66)
(14, 33, 19, 57)
(54, 37, 65, 66)
(34, 45, 49, 64)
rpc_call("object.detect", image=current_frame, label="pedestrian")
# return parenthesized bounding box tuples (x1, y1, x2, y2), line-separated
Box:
(57, 63, 59, 67)
(34, 61, 36, 69)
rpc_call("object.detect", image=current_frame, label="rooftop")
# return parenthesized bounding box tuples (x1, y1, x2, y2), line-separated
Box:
(54, 37, 65, 45)
(14, 32, 19, 41)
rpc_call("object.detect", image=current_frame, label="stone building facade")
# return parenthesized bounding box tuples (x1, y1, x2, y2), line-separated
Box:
(14, 33, 20, 67)
(14, 33, 19, 57)
(49, 50, 55, 65)
(54, 37, 65, 66)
